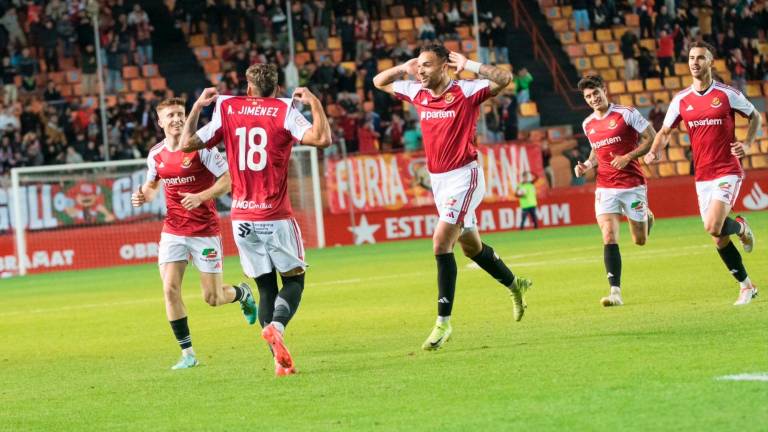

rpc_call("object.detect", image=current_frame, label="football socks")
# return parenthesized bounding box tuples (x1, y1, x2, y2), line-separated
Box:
(435, 253, 457, 317)
(604, 244, 622, 288)
(717, 240, 748, 282)
(470, 243, 515, 286)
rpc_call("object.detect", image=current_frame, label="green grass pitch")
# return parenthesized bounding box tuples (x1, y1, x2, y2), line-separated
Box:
(1, 213, 767, 431)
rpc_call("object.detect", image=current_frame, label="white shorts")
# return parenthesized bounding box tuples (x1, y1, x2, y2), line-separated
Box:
(232, 218, 307, 278)
(158, 232, 223, 273)
(595, 185, 648, 222)
(430, 161, 485, 228)
(695, 175, 743, 219)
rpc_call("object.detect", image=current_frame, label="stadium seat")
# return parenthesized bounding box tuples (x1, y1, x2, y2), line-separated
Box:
(577, 31, 593, 43)
(763, 82, 768, 96)
(462, 39, 476, 53)
(124, 92, 138, 103)
(560, 32, 575, 44)
(761, 140, 768, 154)
(742, 156, 752, 169)
(413, 17, 425, 29)
(59, 84, 73, 97)
(679, 133, 691, 146)
(546, 6, 560, 18)
(592, 56, 609, 69)
(566, 45, 584, 57)
(213, 45, 228, 59)
(751, 155, 768, 169)
(560, 5, 572, 17)
(645, 78, 662, 91)
(668, 147, 686, 161)
(551, 18, 569, 32)
(626, 80, 643, 93)
(64, 70, 81, 83)
(390, 5, 405, 18)
(585, 43, 601, 56)
(676, 161, 691, 175)
(328, 37, 341, 50)
(664, 76, 681, 89)
(123, 66, 139, 79)
(49, 71, 65, 84)
(625, 14, 639, 27)
(142, 64, 158, 77)
(659, 162, 677, 177)
(189, 34, 206, 48)
(601, 69, 618, 80)
(377, 59, 394, 71)
(457, 26, 472, 39)
(380, 19, 395, 31)
(595, 29, 612, 41)
(653, 91, 670, 103)
(681, 76, 693, 87)
(203, 59, 220, 74)
(129, 79, 147, 92)
(736, 115, 748, 127)
(602, 41, 619, 54)
(674, 63, 688, 76)
(634, 93, 652, 107)
(608, 81, 626, 94)
(745, 82, 761, 97)
(444, 40, 460, 52)
(617, 94, 633, 106)
(610, 54, 624, 68)
(713, 59, 726, 72)
(520, 102, 538, 116)
(612, 27, 629, 39)
(639, 39, 656, 52)
(396, 18, 413, 31)
(149, 77, 167, 91)
(306, 39, 317, 51)
(340, 61, 356, 72)
(194, 46, 212, 60)
(574, 57, 591, 70)
(383, 32, 397, 45)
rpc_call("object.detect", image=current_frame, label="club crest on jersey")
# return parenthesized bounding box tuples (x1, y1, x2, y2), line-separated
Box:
(444, 93, 454, 103)
(181, 156, 192, 168)
(710, 97, 721, 108)
(608, 118, 618, 129)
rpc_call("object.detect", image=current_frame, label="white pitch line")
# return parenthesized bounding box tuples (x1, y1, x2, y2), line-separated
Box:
(715, 373, 768, 382)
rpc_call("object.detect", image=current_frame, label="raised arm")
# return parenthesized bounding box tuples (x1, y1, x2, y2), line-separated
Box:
(448, 52, 512, 96)
(180, 87, 219, 153)
(293, 87, 331, 148)
(611, 125, 656, 169)
(373, 58, 417, 95)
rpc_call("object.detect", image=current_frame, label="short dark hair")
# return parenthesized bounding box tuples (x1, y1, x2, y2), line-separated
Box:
(246, 64, 278, 97)
(418, 42, 450, 63)
(577, 75, 605, 92)
(689, 41, 716, 58)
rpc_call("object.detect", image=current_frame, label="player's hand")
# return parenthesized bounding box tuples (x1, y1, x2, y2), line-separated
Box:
(292, 87, 319, 105)
(131, 187, 145, 207)
(730, 141, 747, 158)
(610, 152, 631, 170)
(574, 161, 590, 177)
(643, 149, 662, 164)
(195, 87, 218, 107)
(447, 51, 468, 73)
(180, 192, 203, 210)
(401, 58, 418, 76)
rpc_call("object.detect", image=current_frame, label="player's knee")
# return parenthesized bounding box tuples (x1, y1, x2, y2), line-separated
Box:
(602, 232, 618, 244)
(460, 242, 481, 257)
(163, 283, 182, 300)
(703, 221, 722, 237)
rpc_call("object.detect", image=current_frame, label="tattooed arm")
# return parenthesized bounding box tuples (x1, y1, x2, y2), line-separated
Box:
(448, 51, 512, 96)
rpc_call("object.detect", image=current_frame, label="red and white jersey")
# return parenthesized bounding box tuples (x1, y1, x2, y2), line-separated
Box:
(663, 81, 755, 181)
(146, 140, 228, 236)
(393, 79, 491, 173)
(195, 96, 312, 221)
(582, 104, 650, 188)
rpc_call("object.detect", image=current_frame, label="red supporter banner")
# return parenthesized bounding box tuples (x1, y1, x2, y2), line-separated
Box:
(325, 170, 768, 246)
(324, 142, 546, 214)
(1, 170, 767, 274)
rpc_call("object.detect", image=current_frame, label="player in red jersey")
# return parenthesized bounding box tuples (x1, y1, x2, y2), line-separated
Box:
(179, 64, 331, 376)
(131, 98, 258, 370)
(645, 42, 761, 305)
(374, 42, 533, 351)
(573, 75, 657, 307)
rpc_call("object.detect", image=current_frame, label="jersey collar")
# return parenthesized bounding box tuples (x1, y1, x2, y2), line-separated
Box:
(592, 103, 614, 121)
(690, 80, 717, 97)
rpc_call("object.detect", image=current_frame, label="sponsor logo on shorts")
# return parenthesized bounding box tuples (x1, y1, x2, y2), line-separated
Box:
(718, 181, 732, 190)
(201, 248, 218, 259)
(630, 200, 645, 211)
(237, 223, 252, 238)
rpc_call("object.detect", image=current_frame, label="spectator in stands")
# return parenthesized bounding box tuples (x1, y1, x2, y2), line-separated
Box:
(1, 7, 26, 47)
(541, 141, 553, 187)
(656, 28, 677, 79)
(65, 145, 83, 164)
(478, 21, 491, 65)
(0, 106, 20, 131)
(386, 112, 404, 151)
(403, 117, 422, 152)
(499, 95, 518, 141)
(392, 39, 414, 63)
(638, 5, 653, 39)
(513, 67, 533, 104)
(105, 39, 123, 93)
(484, 100, 502, 143)
(728, 48, 747, 93)
(646, 58, 662, 78)
(572, 0, 590, 32)
(655, 5, 673, 36)
(1, 57, 18, 106)
(15, 48, 38, 92)
(357, 114, 380, 154)
(354, 10, 370, 63)
(491, 16, 510, 64)
(418, 16, 437, 41)
(130, 5, 154, 67)
(80, 44, 97, 95)
(42, 82, 61, 102)
(39, 20, 59, 72)
(434, 12, 458, 41)
(340, 14, 355, 62)
(648, 100, 666, 132)
(593, 0, 613, 29)
(637, 46, 653, 78)
(620, 30, 640, 80)
(311, 0, 332, 51)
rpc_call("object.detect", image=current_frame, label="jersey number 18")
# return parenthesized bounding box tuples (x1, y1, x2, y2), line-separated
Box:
(235, 126, 267, 171)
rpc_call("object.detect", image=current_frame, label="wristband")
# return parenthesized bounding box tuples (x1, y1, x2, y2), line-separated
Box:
(465, 60, 482, 74)
(583, 160, 594, 169)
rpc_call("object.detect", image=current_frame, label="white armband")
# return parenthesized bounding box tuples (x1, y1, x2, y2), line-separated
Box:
(465, 60, 482, 74)
(583, 160, 594, 169)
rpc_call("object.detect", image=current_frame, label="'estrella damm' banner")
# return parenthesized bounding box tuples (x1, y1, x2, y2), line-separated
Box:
(324, 142, 546, 214)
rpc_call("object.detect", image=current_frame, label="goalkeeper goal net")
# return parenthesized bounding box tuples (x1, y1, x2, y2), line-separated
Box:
(2, 146, 324, 276)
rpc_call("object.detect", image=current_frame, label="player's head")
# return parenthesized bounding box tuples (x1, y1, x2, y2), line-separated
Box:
(688, 41, 715, 80)
(246, 64, 279, 97)
(577, 75, 609, 112)
(155, 97, 186, 137)
(417, 42, 450, 91)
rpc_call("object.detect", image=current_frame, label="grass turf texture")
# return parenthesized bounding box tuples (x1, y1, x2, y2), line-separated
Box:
(1, 213, 767, 431)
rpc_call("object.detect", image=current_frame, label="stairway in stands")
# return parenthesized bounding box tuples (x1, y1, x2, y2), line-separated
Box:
(480, 0, 588, 129)
(138, 0, 209, 96)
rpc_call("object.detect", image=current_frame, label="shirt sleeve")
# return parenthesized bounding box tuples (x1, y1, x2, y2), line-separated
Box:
(146, 154, 157, 181)
(199, 147, 228, 178)
(726, 88, 755, 117)
(392, 80, 421, 103)
(284, 103, 313, 142)
(457, 79, 492, 106)
(623, 108, 651, 133)
(195, 97, 224, 149)
(662, 96, 682, 129)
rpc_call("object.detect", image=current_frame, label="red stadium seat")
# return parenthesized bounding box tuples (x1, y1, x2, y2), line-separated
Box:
(149, 77, 167, 91)
(129, 79, 147, 92)
(142, 64, 158, 77)
(66, 70, 81, 83)
(123, 66, 139, 79)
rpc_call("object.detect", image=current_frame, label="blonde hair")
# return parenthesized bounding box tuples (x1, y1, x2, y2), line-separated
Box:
(245, 64, 278, 97)
(155, 97, 185, 113)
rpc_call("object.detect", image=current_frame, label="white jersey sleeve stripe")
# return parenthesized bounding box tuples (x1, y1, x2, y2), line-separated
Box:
(146, 143, 164, 181)
(620, 107, 651, 133)
(195, 95, 232, 147)
(720, 85, 755, 117)
(662, 91, 685, 129)
(199, 147, 228, 178)
(393, 80, 421, 101)
(280, 98, 313, 142)
(457, 79, 490, 97)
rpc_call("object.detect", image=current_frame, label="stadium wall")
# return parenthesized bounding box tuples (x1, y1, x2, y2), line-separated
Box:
(1, 170, 767, 275)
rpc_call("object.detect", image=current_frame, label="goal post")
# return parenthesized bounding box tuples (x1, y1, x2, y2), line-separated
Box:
(5, 146, 324, 276)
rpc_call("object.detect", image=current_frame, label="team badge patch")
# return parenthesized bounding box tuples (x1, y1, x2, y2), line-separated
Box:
(444, 93, 454, 103)
(630, 201, 645, 211)
(718, 181, 731, 191)
(710, 97, 721, 108)
(181, 156, 192, 168)
(608, 118, 618, 129)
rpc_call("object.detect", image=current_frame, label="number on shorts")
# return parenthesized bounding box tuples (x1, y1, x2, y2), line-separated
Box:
(235, 126, 268, 171)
